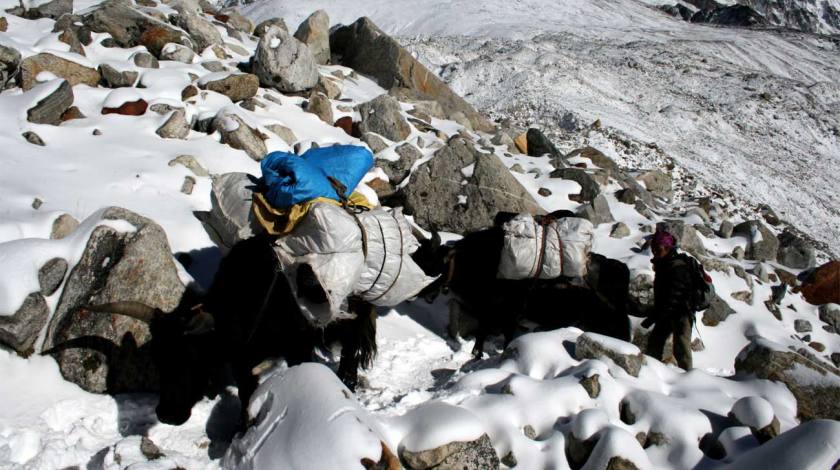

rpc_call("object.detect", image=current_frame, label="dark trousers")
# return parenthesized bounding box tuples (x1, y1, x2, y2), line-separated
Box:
(646, 315, 693, 370)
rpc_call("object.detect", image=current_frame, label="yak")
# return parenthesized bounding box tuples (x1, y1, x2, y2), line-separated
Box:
(413, 212, 633, 356)
(85, 232, 377, 427)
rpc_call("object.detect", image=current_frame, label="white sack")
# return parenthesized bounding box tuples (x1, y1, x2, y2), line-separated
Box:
(498, 215, 594, 280)
(207, 172, 263, 252)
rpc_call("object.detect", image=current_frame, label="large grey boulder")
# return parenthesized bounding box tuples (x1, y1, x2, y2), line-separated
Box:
(701, 294, 736, 326)
(304, 91, 333, 124)
(330, 17, 493, 132)
(401, 434, 499, 470)
(160, 43, 196, 63)
(20, 53, 100, 91)
(378, 142, 421, 185)
(575, 332, 644, 377)
(735, 338, 840, 421)
(27, 80, 74, 125)
(294, 9, 330, 65)
(9, 0, 72, 20)
(657, 219, 707, 256)
(52, 13, 92, 56)
(175, 8, 222, 51)
(212, 110, 267, 161)
(98, 63, 138, 88)
(398, 136, 541, 233)
(776, 230, 816, 269)
(637, 170, 672, 195)
(254, 17, 287, 37)
(82, 0, 193, 57)
(357, 94, 411, 142)
(43, 207, 186, 393)
(155, 109, 190, 139)
(550, 168, 601, 202)
(819, 304, 840, 333)
(0, 293, 50, 356)
(253, 26, 318, 93)
(578, 194, 615, 226)
(733, 220, 779, 262)
(218, 8, 253, 34)
(0, 44, 21, 89)
(200, 73, 259, 102)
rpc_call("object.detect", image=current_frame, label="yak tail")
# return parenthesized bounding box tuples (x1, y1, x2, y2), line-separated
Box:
(353, 301, 378, 370)
(84, 302, 158, 323)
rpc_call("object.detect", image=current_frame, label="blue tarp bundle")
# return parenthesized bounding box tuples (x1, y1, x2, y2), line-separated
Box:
(260, 145, 374, 208)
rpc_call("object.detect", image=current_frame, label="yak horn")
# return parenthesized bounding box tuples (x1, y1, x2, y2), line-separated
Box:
(84, 302, 158, 323)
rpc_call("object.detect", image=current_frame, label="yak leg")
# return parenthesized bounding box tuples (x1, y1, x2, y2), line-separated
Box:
(337, 299, 377, 392)
(232, 358, 258, 428)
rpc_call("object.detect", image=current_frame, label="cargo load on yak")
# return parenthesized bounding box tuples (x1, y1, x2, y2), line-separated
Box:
(497, 214, 595, 280)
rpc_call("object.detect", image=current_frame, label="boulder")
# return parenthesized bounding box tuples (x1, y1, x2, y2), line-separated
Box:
(333, 116, 353, 136)
(330, 17, 493, 132)
(254, 17, 287, 37)
(610, 222, 631, 239)
(102, 98, 147, 115)
(39, 258, 69, 297)
(526, 128, 560, 158)
(378, 142, 421, 184)
(20, 53, 100, 91)
(168, 155, 208, 177)
(657, 219, 707, 256)
(82, 0, 193, 57)
(131, 51, 159, 69)
(819, 304, 840, 333)
(0, 44, 21, 89)
(799, 261, 840, 306)
(575, 332, 644, 377)
(734, 338, 840, 421)
(294, 9, 330, 65)
(0, 293, 49, 356)
(567, 147, 620, 176)
(316, 75, 341, 99)
(618, 175, 656, 208)
(0, 16, 5, 32)
(98, 63, 138, 88)
(397, 136, 541, 233)
(175, 9, 222, 51)
(362, 132, 389, 153)
(11, 0, 72, 20)
(212, 110, 267, 161)
(22, 131, 45, 146)
(578, 194, 615, 226)
(51, 214, 79, 239)
(305, 92, 333, 124)
(776, 230, 816, 269)
(701, 294, 736, 326)
(733, 220, 778, 262)
(728, 396, 780, 443)
(43, 207, 186, 393)
(357, 94, 411, 142)
(253, 26, 318, 93)
(265, 124, 297, 146)
(27, 80, 74, 125)
(200, 73, 259, 102)
(401, 434, 498, 470)
(53, 15, 88, 55)
(155, 109, 190, 139)
(550, 168, 601, 202)
(159, 43, 195, 63)
(217, 8, 252, 34)
(691, 4, 766, 27)
(637, 170, 671, 195)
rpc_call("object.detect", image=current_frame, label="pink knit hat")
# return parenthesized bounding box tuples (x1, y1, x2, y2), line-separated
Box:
(652, 229, 676, 250)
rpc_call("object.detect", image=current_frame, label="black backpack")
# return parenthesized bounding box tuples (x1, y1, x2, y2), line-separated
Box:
(679, 254, 715, 312)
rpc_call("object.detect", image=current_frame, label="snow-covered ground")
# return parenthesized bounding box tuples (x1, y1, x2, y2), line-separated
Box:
(1, 0, 840, 468)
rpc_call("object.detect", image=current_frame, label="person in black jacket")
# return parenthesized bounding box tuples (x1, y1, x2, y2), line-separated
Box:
(642, 228, 695, 369)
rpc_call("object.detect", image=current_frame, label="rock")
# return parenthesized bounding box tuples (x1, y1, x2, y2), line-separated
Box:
(212, 110, 267, 161)
(294, 10, 330, 65)
(254, 17, 287, 37)
(729, 396, 780, 444)
(180, 176, 195, 195)
(509, 164, 525, 174)
(629, 273, 655, 313)
(0, 17, 6, 32)
(98, 64, 138, 88)
(607, 456, 640, 470)
(610, 222, 631, 239)
(615, 188, 636, 205)
(27, 80, 74, 125)
(253, 26, 318, 93)
(377, 142, 421, 185)
(731, 290, 753, 304)
(398, 136, 541, 233)
(160, 43, 195, 63)
(155, 109, 190, 139)
(776, 230, 816, 269)
(701, 294, 736, 326)
(357, 94, 411, 142)
(657, 219, 707, 256)
(305, 92, 333, 124)
(22, 131, 45, 146)
(51, 214, 79, 239)
(618, 175, 657, 208)
(10, 0, 72, 20)
(330, 17, 493, 132)
(575, 332, 644, 377)
(316, 75, 342, 100)
(579, 374, 601, 398)
(758, 204, 781, 226)
(201, 73, 259, 102)
(265, 124, 297, 146)
(810, 341, 826, 352)
(819, 304, 840, 333)
(53, 16, 87, 56)
(181, 84, 198, 101)
(733, 220, 779, 262)
(538, 187, 552, 197)
(735, 338, 840, 421)
(794, 319, 812, 333)
(400, 433, 498, 470)
(43, 208, 186, 393)
(61, 106, 85, 122)
(217, 8, 253, 34)
(131, 51, 159, 69)
(168, 155, 208, 177)
(201, 60, 226, 73)
(732, 246, 745, 260)
(578, 194, 614, 226)
(526, 128, 560, 158)
(567, 147, 620, 176)
(0, 44, 21, 89)
(148, 103, 180, 115)
(82, 0, 193, 57)
(637, 170, 671, 195)
(0, 293, 49, 356)
(20, 53, 100, 91)
(175, 9, 221, 51)
(550, 168, 601, 202)
(334, 116, 353, 136)
(832, 353, 840, 368)
(102, 98, 147, 116)
(39, 258, 69, 296)
(362, 132, 389, 153)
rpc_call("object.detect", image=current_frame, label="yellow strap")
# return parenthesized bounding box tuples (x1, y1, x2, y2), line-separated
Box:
(252, 191, 374, 236)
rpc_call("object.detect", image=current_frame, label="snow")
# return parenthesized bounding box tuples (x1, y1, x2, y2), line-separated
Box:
(730, 396, 776, 429)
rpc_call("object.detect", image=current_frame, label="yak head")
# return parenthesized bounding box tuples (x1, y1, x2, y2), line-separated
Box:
(411, 230, 454, 303)
(86, 299, 218, 426)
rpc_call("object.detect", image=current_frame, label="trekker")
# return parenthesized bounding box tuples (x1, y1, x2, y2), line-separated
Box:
(642, 228, 695, 370)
